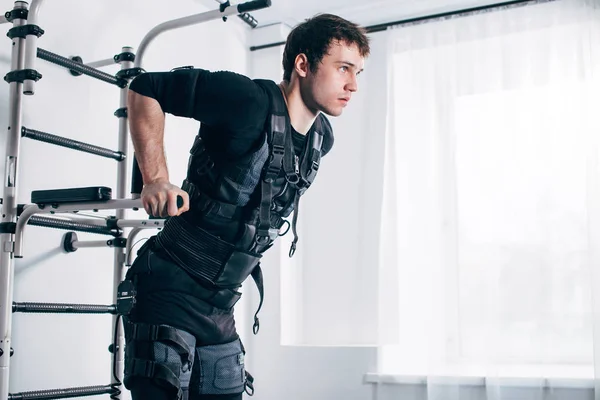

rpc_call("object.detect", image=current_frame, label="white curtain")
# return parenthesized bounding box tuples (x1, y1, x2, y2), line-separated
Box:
(377, 0, 600, 398)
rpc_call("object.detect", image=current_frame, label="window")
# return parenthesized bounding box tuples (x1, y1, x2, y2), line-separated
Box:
(380, 58, 600, 378)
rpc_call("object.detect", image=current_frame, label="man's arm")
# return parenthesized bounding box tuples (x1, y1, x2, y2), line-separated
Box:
(127, 68, 269, 216)
(128, 91, 167, 184)
(128, 90, 189, 217)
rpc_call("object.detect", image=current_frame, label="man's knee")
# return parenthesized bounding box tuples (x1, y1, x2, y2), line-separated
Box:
(124, 320, 196, 399)
(190, 338, 249, 397)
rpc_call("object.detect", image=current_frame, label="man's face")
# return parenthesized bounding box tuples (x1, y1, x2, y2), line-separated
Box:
(300, 40, 365, 117)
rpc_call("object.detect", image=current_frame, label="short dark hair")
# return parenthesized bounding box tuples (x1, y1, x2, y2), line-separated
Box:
(282, 14, 370, 82)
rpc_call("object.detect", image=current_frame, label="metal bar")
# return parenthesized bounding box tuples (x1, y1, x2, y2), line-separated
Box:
(367, 0, 555, 32)
(213, 0, 259, 28)
(8, 384, 116, 399)
(37, 48, 127, 88)
(249, 0, 555, 51)
(14, 199, 143, 258)
(249, 40, 285, 51)
(125, 228, 142, 267)
(22, 127, 125, 161)
(12, 302, 116, 314)
(115, 219, 164, 229)
(84, 57, 115, 69)
(71, 240, 112, 249)
(0, 3, 28, 398)
(134, 0, 271, 69)
(27, 215, 118, 236)
(23, 0, 45, 95)
(111, 48, 135, 395)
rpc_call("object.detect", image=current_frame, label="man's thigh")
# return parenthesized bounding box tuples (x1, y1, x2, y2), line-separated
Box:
(124, 245, 243, 399)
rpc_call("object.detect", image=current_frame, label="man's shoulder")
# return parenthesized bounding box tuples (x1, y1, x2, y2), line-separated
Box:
(318, 113, 333, 130)
(250, 78, 280, 99)
(194, 69, 271, 116)
(317, 113, 334, 156)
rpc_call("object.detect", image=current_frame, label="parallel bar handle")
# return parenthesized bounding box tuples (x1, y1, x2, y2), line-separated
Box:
(237, 0, 271, 12)
(22, 128, 125, 161)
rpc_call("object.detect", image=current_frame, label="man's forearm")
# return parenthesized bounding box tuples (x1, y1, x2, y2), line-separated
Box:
(128, 90, 169, 184)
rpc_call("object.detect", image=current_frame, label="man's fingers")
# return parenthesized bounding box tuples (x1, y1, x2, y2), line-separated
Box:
(144, 201, 153, 217)
(160, 202, 169, 218)
(180, 192, 190, 213)
(141, 183, 190, 218)
(167, 191, 178, 217)
(149, 201, 158, 217)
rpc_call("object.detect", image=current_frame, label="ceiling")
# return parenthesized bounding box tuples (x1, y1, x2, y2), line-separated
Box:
(200, 0, 512, 29)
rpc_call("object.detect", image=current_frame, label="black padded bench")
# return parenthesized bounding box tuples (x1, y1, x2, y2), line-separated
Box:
(31, 186, 112, 206)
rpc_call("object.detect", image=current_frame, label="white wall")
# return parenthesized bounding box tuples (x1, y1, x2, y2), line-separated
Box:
(0, 0, 250, 397)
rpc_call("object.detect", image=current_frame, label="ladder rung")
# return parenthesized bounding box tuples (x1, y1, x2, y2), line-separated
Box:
(37, 47, 127, 88)
(9, 384, 116, 400)
(12, 302, 117, 314)
(27, 215, 119, 237)
(22, 128, 125, 161)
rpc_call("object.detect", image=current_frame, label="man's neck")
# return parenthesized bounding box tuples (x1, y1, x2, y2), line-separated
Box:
(278, 81, 318, 135)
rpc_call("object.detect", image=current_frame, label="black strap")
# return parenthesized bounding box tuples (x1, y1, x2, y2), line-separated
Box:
(250, 265, 264, 335)
(282, 122, 298, 184)
(298, 116, 324, 190)
(126, 321, 192, 366)
(288, 193, 301, 258)
(125, 358, 184, 400)
(182, 179, 242, 220)
(155, 217, 235, 285)
(256, 81, 294, 245)
(287, 116, 325, 257)
(253, 81, 326, 257)
(245, 371, 255, 396)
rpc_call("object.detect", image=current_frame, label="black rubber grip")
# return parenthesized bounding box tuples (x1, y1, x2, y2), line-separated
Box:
(238, 0, 271, 13)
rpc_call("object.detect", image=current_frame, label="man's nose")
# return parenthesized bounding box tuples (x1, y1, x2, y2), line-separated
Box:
(346, 74, 358, 92)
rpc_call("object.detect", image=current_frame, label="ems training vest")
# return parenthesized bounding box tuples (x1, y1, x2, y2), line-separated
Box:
(154, 80, 331, 323)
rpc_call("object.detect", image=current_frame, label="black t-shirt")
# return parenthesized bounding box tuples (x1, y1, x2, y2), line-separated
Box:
(128, 68, 333, 158)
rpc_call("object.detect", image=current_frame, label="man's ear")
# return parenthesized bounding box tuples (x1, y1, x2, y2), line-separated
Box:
(294, 53, 309, 78)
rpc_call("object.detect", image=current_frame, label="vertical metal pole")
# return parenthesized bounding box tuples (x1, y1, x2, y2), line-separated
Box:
(23, 0, 44, 96)
(0, 2, 28, 398)
(111, 46, 133, 397)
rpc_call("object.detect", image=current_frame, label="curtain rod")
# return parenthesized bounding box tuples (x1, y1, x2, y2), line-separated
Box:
(249, 0, 556, 51)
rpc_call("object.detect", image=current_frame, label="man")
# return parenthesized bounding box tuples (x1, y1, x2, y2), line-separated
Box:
(122, 13, 370, 400)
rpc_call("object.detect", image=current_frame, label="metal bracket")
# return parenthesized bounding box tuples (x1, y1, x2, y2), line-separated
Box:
(3, 241, 14, 253)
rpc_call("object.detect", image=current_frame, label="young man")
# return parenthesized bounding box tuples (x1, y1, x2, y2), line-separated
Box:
(123, 13, 370, 400)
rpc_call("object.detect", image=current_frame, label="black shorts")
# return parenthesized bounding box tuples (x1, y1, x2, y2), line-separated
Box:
(124, 241, 243, 400)
(125, 240, 239, 346)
